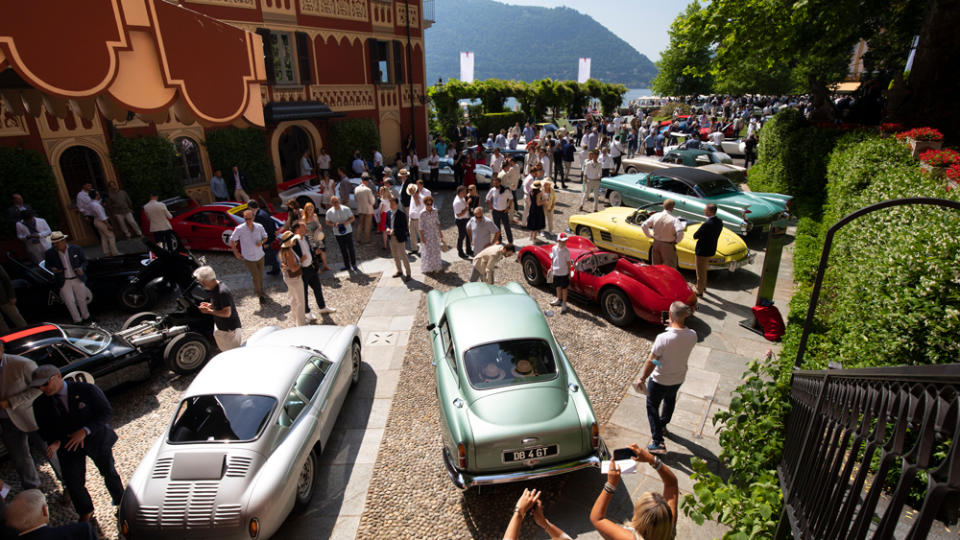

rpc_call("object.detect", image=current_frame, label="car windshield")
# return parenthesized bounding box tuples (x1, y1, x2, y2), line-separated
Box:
(168, 394, 275, 443)
(464, 339, 557, 390)
(695, 178, 740, 197)
(62, 326, 110, 354)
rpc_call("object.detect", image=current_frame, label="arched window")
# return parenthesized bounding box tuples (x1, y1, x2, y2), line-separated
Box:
(60, 146, 107, 198)
(173, 136, 204, 186)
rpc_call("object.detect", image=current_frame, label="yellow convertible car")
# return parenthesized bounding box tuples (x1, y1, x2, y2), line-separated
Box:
(568, 206, 753, 272)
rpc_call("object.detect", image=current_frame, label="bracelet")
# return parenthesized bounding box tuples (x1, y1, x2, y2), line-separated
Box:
(603, 482, 617, 494)
(652, 457, 663, 471)
(514, 506, 524, 518)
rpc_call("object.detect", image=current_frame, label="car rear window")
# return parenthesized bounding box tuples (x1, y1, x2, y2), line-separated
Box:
(696, 178, 739, 196)
(464, 339, 557, 390)
(168, 394, 275, 443)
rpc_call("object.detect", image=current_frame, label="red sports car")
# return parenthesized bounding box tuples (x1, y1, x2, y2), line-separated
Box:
(140, 198, 286, 252)
(518, 236, 697, 326)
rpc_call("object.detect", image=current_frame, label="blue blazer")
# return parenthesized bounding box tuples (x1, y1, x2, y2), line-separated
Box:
(43, 245, 87, 288)
(17, 523, 94, 540)
(33, 381, 117, 456)
(387, 208, 409, 243)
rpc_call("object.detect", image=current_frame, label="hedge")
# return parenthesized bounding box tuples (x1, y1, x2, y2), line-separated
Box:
(327, 118, 380, 172)
(471, 112, 526, 142)
(204, 127, 274, 191)
(110, 134, 183, 209)
(0, 146, 60, 236)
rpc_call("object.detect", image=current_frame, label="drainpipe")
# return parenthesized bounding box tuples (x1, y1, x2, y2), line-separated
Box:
(405, 0, 416, 151)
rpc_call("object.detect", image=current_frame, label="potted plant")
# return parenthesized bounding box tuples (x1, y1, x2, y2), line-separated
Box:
(919, 148, 960, 179)
(895, 127, 944, 158)
(946, 164, 960, 192)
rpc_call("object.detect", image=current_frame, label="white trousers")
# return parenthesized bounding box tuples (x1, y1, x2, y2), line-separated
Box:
(581, 180, 602, 211)
(284, 275, 305, 327)
(213, 328, 243, 351)
(521, 194, 532, 225)
(94, 220, 120, 256)
(113, 212, 141, 237)
(60, 279, 91, 323)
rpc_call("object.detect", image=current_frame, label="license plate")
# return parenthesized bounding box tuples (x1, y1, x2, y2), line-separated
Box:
(502, 444, 559, 463)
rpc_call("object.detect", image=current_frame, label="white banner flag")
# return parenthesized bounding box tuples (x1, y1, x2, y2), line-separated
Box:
(577, 57, 591, 83)
(460, 51, 475, 83)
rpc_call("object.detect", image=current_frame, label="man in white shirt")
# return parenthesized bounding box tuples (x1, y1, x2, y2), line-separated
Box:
(609, 136, 624, 175)
(600, 146, 614, 178)
(452, 186, 471, 258)
(548, 233, 572, 313)
(407, 180, 431, 253)
(89, 190, 119, 256)
(469, 242, 515, 284)
(143, 193, 176, 251)
(229, 209, 269, 301)
(372, 148, 384, 180)
(15, 210, 52, 264)
(636, 301, 697, 454)
(466, 207, 501, 254)
(353, 174, 375, 245)
(489, 148, 504, 176)
(522, 123, 535, 143)
(537, 148, 551, 179)
(640, 199, 685, 269)
(499, 159, 522, 215)
(580, 150, 603, 212)
(709, 130, 725, 146)
(485, 176, 514, 244)
(326, 196, 359, 272)
(316, 148, 331, 175)
(75, 184, 93, 219)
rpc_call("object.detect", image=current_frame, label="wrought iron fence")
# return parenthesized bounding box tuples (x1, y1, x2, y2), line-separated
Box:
(776, 364, 960, 539)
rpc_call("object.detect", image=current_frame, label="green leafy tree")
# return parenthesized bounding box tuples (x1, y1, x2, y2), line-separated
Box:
(650, 3, 715, 96)
(110, 134, 182, 209)
(327, 119, 380, 172)
(598, 83, 628, 117)
(204, 127, 275, 191)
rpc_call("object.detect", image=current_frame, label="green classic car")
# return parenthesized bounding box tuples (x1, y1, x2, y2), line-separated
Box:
(601, 167, 793, 235)
(426, 282, 607, 490)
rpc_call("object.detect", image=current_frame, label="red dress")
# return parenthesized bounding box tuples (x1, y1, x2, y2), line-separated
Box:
(463, 157, 476, 186)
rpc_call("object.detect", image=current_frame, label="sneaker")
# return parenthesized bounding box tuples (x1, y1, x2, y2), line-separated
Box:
(305, 312, 317, 322)
(550, 298, 562, 306)
(560, 305, 569, 314)
(647, 442, 667, 455)
(318, 306, 336, 314)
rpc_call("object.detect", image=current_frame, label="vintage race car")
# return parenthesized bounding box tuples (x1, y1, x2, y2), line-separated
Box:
(568, 206, 753, 273)
(277, 174, 361, 211)
(417, 156, 493, 186)
(519, 236, 697, 326)
(0, 320, 211, 392)
(621, 148, 747, 184)
(144, 199, 287, 252)
(118, 325, 362, 540)
(426, 282, 607, 490)
(600, 167, 792, 234)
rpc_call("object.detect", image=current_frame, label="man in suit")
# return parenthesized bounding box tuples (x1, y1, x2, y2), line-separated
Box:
(4, 489, 93, 539)
(230, 165, 251, 203)
(693, 203, 724, 297)
(43, 232, 92, 325)
(385, 197, 411, 281)
(0, 342, 61, 492)
(30, 365, 123, 522)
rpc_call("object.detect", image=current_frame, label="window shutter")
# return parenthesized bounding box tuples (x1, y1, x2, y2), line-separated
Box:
(255, 28, 276, 84)
(295, 32, 312, 85)
(392, 40, 404, 84)
(367, 38, 379, 83)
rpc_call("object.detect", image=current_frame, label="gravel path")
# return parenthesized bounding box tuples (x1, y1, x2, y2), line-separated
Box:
(356, 234, 655, 540)
(0, 252, 379, 539)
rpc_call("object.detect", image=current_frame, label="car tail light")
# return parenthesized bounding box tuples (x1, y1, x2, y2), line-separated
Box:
(457, 443, 467, 468)
(248, 518, 260, 538)
(591, 423, 599, 449)
(744, 207, 752, 214)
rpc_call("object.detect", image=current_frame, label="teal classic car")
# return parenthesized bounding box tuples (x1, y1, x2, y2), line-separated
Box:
(426, 282, 608, 490)
(601, 167, 792, 234)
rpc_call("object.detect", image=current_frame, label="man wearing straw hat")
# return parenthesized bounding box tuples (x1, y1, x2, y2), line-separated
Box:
(43, 232, 92, 324)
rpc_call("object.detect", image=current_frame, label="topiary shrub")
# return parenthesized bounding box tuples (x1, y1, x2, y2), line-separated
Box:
(0, 146, 61, 236)
(204, 127, 274, 191)
(110, 134, 182, 209)
(473, 112, 525, 142)
(328, 118, 380, 172)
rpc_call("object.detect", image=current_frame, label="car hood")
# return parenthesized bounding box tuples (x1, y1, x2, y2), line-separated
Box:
(470, 386, 568, 425)
(244, 324, 349, 351)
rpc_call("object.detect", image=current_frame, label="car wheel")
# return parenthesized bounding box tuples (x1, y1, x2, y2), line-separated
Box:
(294, 449, 318, 510)
(121, 311, 160, 330)
(576, 225, 594, 242)
(625, 166, 638, 174)
(118, 282, 157, 312)
(351, 341, 361, 386)
(600, 288, 635, 327)
(522, 255, 545, 286)
(163, 332, 210, 375)
(608, 191, 623, 207)
(297, 196, 313, 209)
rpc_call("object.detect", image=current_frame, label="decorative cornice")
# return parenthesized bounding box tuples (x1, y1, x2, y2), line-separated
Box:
(300, 0, 369, 21)
(309, 84, 375, 111)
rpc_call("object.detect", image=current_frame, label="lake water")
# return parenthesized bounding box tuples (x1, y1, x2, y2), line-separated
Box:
(497, 88, 652, 112)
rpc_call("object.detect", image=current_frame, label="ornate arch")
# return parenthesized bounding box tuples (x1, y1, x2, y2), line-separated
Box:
(269, 120, 323, 184)
(43, 135, 117, 243)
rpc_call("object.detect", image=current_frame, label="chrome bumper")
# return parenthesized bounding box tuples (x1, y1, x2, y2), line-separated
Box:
(443, 439, 609, 490)
(708, 250, 756, 272)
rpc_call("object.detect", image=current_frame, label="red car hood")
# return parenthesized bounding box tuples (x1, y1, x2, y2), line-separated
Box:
(614, 258, 695, 310)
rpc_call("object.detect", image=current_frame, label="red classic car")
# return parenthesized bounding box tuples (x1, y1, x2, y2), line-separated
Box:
(140, 198, 286, 252)
(518, 236, 696, 326)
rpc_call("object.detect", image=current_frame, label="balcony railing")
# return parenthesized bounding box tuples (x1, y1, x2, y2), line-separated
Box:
(777, 364, 960, 538)
(422, 0, 435, 22)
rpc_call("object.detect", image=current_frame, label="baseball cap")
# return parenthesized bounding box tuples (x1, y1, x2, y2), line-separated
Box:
(558, 232, 569, 242)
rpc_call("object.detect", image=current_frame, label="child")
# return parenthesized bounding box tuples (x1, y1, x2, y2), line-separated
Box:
(549, 233, 572, 313)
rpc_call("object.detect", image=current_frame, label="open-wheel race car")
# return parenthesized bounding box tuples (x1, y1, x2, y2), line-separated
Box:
(518, 236, 697, 327)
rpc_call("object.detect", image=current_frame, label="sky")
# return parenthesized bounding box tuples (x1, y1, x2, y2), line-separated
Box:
(497, 0, 685, 62)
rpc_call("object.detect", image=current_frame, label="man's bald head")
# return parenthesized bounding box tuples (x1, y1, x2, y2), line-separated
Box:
(663, 199, 676, 211)
(5, 489, 48, 532)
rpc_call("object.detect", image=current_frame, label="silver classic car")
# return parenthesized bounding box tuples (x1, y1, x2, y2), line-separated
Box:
(118, 325, 361, 540)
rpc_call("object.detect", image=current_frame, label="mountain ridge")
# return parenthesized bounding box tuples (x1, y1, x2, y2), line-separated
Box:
(425, 0, 657, 88)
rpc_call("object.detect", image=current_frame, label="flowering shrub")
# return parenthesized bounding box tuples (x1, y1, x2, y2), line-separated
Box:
(947, 164, 960, 183)
(919, 148, 960, 167)
(881, 122, 904, 133)
(895, 127, 944, 141)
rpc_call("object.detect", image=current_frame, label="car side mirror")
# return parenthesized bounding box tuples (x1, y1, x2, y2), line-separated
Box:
(426, 323, 436, 331)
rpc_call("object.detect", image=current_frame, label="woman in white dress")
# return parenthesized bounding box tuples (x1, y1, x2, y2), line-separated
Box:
(417, 195, 444, 274)
(319, 170, 335, 208)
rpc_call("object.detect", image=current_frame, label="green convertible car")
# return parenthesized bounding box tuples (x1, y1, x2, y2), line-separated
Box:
(426, 282, 608, 490)
(601, 167, 793, 235)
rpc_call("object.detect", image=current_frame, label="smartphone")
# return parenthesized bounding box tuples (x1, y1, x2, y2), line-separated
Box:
(612, 448, 634, 461)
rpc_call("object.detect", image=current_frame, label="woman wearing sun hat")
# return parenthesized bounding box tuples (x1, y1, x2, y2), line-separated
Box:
(279, 230, 305, 326)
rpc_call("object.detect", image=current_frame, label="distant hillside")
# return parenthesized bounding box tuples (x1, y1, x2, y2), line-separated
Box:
(425, 0, 657, 88)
